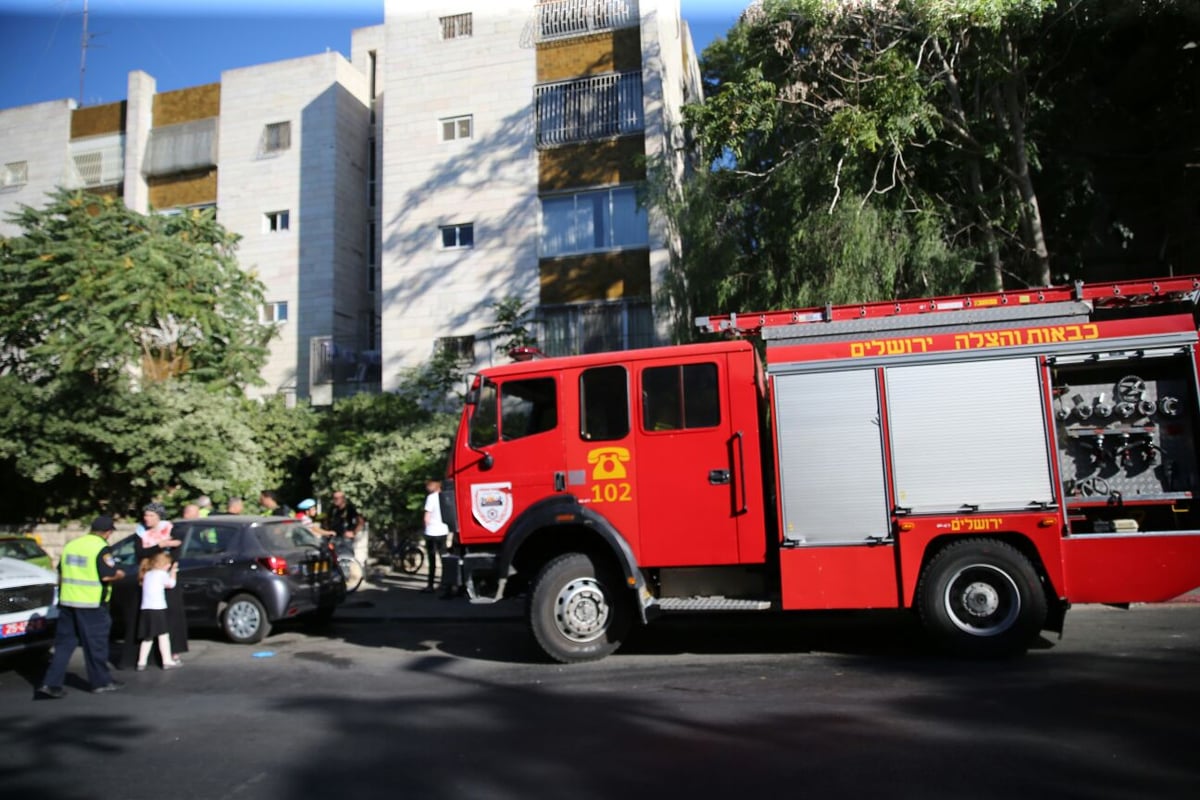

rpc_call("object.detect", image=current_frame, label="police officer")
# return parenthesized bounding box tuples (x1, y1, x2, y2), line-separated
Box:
(37, 515, 127, 698)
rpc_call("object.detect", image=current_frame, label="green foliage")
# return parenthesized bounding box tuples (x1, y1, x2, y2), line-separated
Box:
(312, 413, 458, 537)
(488, 296, 539, 357)
(239, 395, 321, 505)
(0, 376, 269, 521)
(664, 0, 1168, 321)
(0, 189, 271, 389)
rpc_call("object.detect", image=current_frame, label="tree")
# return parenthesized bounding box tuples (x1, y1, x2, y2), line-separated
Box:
(0, 189, 272, 389)
(0, 190, 275, 522)
(664, 0, 1089, 331)
(312, 382, 459, 537)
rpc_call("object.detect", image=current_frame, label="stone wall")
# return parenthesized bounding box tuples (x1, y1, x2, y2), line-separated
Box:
(1, 523, 138, 566)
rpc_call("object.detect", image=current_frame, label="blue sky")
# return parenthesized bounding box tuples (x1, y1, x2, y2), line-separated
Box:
(0, 1, 744, 110)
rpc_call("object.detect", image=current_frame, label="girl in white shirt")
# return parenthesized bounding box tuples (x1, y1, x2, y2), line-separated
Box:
(136, 551, 182, 671)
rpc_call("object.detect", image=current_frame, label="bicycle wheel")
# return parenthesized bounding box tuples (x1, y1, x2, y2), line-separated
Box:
(338, 555, 365, 592)
(395, 543, 424, 575)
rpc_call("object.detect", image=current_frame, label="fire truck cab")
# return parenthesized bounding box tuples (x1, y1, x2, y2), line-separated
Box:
(442, 276, 1200, 663)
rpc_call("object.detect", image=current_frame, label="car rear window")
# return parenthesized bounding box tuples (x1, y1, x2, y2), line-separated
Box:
(255, 524, 322, 553)
(0, 539, 45, 560)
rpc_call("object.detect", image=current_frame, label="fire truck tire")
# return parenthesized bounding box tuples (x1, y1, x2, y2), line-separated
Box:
(528, 552, 632, 664)
(916, 539, 1047, 657)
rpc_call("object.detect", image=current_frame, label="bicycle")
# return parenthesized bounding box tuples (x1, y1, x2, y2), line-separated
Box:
(369, 530, 425, 575)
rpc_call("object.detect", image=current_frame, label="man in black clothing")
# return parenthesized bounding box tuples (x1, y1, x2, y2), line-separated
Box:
(327, 491, 364, 540)
(259, 490, 291, 517)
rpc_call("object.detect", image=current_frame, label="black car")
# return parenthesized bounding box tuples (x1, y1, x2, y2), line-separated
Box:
(110, 516, 345, 644)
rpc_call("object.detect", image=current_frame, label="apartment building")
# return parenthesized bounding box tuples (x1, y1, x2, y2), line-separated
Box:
(378, 0, 702, 387)
(0, 0, 701, 399)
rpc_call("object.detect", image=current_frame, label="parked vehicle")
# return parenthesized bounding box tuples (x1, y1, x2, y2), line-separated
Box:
(109, 516, 345, 644)
(441, 275, 1200, 662)
(0, 535, 54, 571)
(0, 556, 58, 659)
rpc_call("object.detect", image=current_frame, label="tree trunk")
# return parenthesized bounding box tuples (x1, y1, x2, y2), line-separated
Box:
(999, 34, 1051, 286)
(931, 38, 1004, 291)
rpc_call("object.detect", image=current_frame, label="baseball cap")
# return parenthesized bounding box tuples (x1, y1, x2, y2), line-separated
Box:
(90, 515, 115, 532)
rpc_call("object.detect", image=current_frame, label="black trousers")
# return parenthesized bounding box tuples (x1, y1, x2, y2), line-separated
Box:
(42, 606, 113, 690)
(423, 534, 448, 588)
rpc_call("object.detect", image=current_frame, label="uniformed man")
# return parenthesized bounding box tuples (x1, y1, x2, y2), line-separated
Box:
(37, 515, 126, 698)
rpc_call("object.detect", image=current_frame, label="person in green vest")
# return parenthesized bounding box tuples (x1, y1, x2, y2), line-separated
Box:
(37, 515, 127, 698)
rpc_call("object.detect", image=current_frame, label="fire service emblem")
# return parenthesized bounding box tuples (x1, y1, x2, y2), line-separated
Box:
(471, 482, 513, 532)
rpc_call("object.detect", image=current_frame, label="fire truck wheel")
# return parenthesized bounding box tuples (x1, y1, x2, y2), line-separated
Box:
(916, 539, 1047, 657)
(529, 552, 632, 664)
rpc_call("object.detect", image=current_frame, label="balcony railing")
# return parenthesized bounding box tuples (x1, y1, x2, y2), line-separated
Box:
(535, 71, 644, 147)
(538, 298, 654, 356)
(536, 0, 639, 42)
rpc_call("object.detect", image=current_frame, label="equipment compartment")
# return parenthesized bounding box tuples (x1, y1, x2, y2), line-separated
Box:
(1050, 349, 1199, 533)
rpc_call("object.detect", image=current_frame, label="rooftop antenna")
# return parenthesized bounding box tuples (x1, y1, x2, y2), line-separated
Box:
(79, 0, 91, 105)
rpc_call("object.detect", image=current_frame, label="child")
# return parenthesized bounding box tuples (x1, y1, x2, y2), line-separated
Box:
(136, 551, 182, 671)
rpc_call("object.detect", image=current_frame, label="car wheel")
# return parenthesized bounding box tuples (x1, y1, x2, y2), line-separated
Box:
(222, 593, 271, 644)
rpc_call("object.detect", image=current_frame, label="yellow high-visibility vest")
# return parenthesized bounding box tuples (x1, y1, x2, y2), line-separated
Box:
(59, 534, 107, 608)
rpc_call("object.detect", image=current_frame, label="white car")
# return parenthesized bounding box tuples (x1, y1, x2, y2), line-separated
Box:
(0, 556, 58, 658)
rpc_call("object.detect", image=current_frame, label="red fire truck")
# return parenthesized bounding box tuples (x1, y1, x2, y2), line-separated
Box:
(441, 275, 1200, 662)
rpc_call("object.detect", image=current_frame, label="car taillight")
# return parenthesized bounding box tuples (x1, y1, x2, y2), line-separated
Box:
(258, 556, 288, 575)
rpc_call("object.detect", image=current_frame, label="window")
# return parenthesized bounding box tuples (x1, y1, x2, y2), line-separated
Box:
(441, 115, 473, 142)
(2, 161, 28, 187)
(642, 363, 720, 432)
(261, 301, 288, 324)
(265, 210, 290, 232)
(540, 186, 647, 257)
(581, 366, 629, 441)
(438, 335, 476, 363)
(440, 13, 472, 39)
(262, 122, 291, 154)
(180, 525, 236, 556)
(441, 223, 474, 249)
(502, 378, 558, 441)
(470, 380, 499, 448)
(469, 377, 558, 448)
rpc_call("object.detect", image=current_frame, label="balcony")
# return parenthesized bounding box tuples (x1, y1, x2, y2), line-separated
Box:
(535, 71, 644, 147)
(309, 336, 381, 403)
(536, 0, 639, 42)
(538, 298, 654, 356)
(143, 118, 218, 177)
(68, 133, 125, 188)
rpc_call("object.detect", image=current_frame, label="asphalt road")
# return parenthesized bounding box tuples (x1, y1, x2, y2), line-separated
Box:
(2, 603, 1199, 800)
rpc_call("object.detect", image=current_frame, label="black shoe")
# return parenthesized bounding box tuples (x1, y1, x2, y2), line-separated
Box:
(37, 685, 65, 699)
(420, 587, 435, 593)
(92, 681, 125, 694)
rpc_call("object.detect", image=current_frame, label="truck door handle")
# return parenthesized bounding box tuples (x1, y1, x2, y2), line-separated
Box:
(709, 469, 731, 485)
(554, 471, 566, 492)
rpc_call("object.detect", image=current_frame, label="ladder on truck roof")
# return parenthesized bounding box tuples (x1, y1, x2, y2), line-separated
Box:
(696, 275, 1200, 338)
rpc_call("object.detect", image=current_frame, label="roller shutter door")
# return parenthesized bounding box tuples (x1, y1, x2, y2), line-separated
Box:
(885, 358, 1054, 513)
(774, 369, 889, 544)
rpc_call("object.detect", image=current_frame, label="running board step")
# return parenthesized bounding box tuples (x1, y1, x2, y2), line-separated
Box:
(656, 596, 773, 612)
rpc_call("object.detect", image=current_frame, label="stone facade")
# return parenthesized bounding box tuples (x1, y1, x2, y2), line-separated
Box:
(0, 0, 701, 394)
